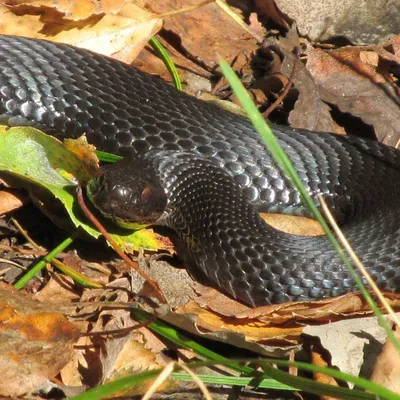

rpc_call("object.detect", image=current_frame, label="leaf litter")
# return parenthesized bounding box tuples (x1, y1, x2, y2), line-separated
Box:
(0, 0, 399, 397)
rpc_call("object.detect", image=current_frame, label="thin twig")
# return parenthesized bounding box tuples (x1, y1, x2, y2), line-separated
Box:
(76, 186, 166, 304)
(82, 314, 158, 337)
(142, 362, 213, 400)
(142, 362, 175, 400)
(263, 57, 299, 118)
(11, 217, 42, 249)
(215, 0, 264, 43)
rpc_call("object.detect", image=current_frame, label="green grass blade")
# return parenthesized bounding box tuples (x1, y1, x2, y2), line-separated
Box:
(13, 234, 76, 289)
(171, 372, 292, 389)
(218, 57, 400, 354)
(70, 357, 391, 400)
(173, 370, 376, 400)
(149, 36, 182, 91)
(95, 150, 122, 163)
(261, 360, 400, 400)
(131, 309, 254, 376)
(132, 309, 395, 398)
(70, 369, 160, 400)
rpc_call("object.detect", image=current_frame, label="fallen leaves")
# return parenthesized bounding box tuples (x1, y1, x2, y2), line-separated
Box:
(133, 0, 260, 85)
(0, 283, 79, 396)
(0, 0, 162, 63)
(0, 0, 400, 397)
(306, 43, 400, 146)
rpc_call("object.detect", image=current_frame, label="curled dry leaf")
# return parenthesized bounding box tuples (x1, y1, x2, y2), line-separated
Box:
(0, 283, 80, 396)
(263, 40, 345, 134)
(134, 254, 400, 357)
(0, 188, 29, 215)
(306, 41, 400, 146)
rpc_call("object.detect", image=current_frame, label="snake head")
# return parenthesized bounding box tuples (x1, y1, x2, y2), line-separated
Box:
(86, 156, 167, 229)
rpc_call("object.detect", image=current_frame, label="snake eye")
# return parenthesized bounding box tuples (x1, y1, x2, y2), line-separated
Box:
(109, 185, 132, 206)
(86, 156, 168, 228)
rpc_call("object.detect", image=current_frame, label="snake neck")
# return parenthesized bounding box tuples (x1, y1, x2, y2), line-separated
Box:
(147, 150, 400, 306)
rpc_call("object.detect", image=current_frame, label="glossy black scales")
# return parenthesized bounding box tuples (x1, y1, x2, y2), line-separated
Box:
(1, 35, 400, 306)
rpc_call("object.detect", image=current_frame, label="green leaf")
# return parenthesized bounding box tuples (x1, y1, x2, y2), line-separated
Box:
(0, 126, 164, 251)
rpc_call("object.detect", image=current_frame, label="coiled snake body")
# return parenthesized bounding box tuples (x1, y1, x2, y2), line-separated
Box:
(1, 35, 400, 306)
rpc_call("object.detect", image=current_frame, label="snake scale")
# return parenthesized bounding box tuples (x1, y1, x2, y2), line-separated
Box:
(1, 35, 400, 306)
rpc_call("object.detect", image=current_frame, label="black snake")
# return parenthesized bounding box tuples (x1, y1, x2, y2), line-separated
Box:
(1, 35, 400, 306)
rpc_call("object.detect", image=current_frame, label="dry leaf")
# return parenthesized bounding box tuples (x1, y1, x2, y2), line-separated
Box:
(136, 0, 258, 73)
(0, 2, 162, 63)
(35, 275, 80, 305)
(261, 213, 324, 236)
(370, 325, 400, 393)
(6, 0, 157, 21)
(263, 41, 345, 134)
(0, 189, 29, 214)
(0, 284, 80, 396)
(310, 345, 339, 400)
(306, 44, 400, 146)
(303, 314, 400, 383)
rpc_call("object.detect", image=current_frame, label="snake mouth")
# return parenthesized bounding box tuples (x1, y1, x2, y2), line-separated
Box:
(86, 158, 168, 229)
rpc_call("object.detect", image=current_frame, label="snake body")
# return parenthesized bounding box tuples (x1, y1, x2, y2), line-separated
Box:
(1, 35, 400, 306)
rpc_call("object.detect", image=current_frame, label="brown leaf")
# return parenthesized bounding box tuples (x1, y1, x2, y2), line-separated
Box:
(264, 42, 345, 134)
(370, 325, 400, 393)
(0, 2, 162, 64)
(6, 0, 98, 20)
(180, 300, 303, 343)
(0, 189, 29, 214)
(35, 276, 81, 305)
(5, 0, 149, 21)
(137, 0, 258, 73)
(254, 0, 289, 29)
(0, 284, 80, 396)
(310, 345, 339, 400)
(306, 45, 400, 146)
